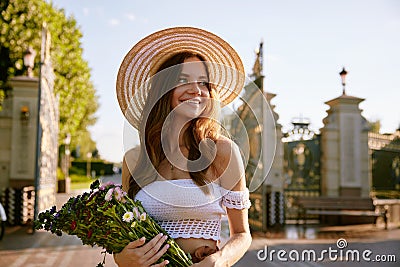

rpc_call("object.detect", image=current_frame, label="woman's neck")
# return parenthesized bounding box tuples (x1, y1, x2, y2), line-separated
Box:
(161, 117, 192, 172)
(165, 116, 191, 153)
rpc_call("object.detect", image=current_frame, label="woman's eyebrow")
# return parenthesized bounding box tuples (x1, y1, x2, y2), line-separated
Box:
(179, 73, 208, 80)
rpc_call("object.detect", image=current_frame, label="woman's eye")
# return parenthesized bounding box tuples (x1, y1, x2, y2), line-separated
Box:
(199, 81, 208, 86)
(177, 78, 188, 84)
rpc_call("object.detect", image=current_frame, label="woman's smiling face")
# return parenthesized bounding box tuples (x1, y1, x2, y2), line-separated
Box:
(170, 56, 210, 119)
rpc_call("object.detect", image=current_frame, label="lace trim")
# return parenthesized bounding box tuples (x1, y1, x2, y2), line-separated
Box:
(159, 219, 221, 241)
(221, 188, 251, 210)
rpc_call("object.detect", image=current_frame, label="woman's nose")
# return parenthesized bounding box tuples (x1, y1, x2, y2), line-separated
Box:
(187, 82, 202, 95)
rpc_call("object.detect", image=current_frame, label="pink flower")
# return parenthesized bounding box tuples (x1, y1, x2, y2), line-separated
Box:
(99, 181, 114, 190)
(133, 207, 140, 219)
(114, 187, 124, 201)
(105, 188, 114, 201)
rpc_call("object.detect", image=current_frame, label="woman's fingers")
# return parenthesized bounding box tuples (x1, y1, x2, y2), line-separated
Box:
(151, 259, 169, 267)
(115, 235, 169, 266)
(144, 234, 168, 257)
(125, 237, 146, 249)
(142, 233, 168, 260)
(113, 238, 147, 266)
(146, 242, 170, 265)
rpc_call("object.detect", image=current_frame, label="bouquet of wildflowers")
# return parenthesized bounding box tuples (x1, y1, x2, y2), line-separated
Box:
(34, 180, 193, 267)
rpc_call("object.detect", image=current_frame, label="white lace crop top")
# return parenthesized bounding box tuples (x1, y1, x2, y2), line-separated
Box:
(134, 179, 251, 241)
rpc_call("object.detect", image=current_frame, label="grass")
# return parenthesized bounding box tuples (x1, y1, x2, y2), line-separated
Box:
(70, 181, 92, 190)
(69, 174, 98, 190)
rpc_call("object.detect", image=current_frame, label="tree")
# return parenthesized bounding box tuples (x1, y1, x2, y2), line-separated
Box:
(0, 0, 99, 156)
(369, 120, 381, 134)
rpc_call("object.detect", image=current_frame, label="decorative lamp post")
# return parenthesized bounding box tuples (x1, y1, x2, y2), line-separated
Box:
(23, 46, 36, 77)
(87, 152, 92, 178)
(20, 106, 30, 123)
(339, 67, 348, 95)
(24, 46, 40, 234)
(64, 133, 71, 179)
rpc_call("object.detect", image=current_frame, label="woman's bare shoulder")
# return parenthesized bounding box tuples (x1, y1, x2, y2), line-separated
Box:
(122, 146, 140, 192)
(214, 136, 240, 159)
(213, 136, 245, 189)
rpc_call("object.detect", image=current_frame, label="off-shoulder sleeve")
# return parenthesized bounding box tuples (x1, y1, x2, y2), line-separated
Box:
(220, 187, 251, 210)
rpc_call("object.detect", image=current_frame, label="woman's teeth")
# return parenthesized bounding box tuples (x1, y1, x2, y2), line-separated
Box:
(184, 100, 200, 104)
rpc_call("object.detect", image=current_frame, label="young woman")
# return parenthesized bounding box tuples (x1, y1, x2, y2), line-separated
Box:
(115, 27, 251, 266)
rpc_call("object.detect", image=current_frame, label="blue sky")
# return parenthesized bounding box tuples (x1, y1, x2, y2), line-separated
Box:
(48, 0, 400, 163)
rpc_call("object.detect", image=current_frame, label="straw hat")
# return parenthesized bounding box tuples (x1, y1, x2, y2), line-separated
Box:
(116, 26, 245, 129)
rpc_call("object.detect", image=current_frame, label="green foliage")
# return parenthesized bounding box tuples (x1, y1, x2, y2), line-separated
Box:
(0, 90, 4, 110)
(69, 165, 86, 176)
(368, 119, 381, 133)
(71, 160, 115, 176)
(0, 0, 99, 154)
(71, 130, 97, 160)
(57, 167, 65, 180)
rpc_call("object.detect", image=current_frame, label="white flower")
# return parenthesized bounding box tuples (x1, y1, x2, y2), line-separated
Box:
(140, 212, 147, 221)
(122, 212, 134, 222)
(105, 188, 114, 201)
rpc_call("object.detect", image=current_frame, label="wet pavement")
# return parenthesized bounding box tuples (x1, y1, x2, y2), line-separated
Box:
(1, 189, 399, 267)
(0, 226, 115, 267)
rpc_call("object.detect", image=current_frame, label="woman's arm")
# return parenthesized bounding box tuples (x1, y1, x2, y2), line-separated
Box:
(200, 206, 251, 267)
(121, 146, 140, 192)
(116, 147, 170, 267)
(195, 138, 252, 266)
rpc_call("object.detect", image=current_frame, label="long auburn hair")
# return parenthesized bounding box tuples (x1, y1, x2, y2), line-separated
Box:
(128, 52, 222, 198)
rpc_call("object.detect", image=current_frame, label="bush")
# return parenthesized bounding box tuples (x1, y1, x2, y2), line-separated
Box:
(57, 167, 65, 180)
(69, 165, 86, 176)
(71, 161, 114, 176)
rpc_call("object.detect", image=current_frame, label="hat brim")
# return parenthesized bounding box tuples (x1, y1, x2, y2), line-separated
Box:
(116, 27, 245, 129)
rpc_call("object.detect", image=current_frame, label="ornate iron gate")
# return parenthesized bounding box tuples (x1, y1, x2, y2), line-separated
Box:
(283, 126, 321, 223)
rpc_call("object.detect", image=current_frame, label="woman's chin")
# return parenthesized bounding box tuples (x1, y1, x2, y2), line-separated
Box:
(173, 103, 206, 119)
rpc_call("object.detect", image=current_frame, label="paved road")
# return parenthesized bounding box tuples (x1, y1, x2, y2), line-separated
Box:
(0, 226, 116, 267)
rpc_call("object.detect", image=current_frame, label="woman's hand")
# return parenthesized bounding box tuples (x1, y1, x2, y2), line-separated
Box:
(191, 252, 229, 267)
(113, 233, 170, 267)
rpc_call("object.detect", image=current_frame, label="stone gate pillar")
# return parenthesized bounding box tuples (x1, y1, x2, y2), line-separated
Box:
(321, 94, 370, 197)
(8, 76, 40, 188)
